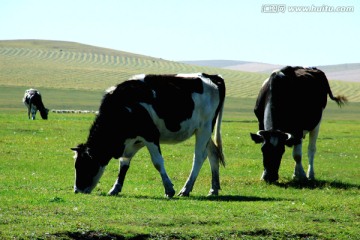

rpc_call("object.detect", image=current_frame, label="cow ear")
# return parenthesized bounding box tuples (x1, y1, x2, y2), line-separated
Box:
(284, 133, 300, 147)
(71, 143, 86, 151)
(250, 133, 264, 144)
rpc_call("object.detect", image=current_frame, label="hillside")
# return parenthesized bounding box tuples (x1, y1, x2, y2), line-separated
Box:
(1, 40, 359, 102)
(182, 60, 360, 82)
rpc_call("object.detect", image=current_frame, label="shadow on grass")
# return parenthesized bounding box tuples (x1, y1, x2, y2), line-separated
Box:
(192, 195, 284, 202)
(274, 179, 360, 190)
(52, 229, 318, 240)
(108, 194, 286, 202)
(52, 231, 151, 240)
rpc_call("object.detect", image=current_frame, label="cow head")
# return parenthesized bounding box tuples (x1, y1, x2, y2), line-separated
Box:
(40, 108, 49, 120)
(71, 144, 105, 194)
(250, 130, 295, 182)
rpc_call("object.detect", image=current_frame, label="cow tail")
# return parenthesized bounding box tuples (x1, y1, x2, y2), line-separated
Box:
(213, 100, 225, 167)
(329, 93, 347, 107)
(326, 78, 348, 107)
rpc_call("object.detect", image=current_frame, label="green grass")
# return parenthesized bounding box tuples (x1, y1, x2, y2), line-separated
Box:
(1, 40, 360, 239)
(1, 100, 359, 239)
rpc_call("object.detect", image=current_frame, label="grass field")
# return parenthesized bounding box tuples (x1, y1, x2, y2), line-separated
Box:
(1, 40, 360, 101)
(1, 105, 359, 239)
(1, 40, 360, 239)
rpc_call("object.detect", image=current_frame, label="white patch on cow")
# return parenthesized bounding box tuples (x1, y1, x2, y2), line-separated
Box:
(271, 69, 285, 78)
(278, 72, 285, 77)
(307, 119, 321, 180)
(139, 102, 188, 142)
(264, 102, 272, 130)
(106, 86, 117, 94)
(73, 151, 78, 160)
(201, 75, 219, 89)
(176, 73, 202, 79)
(129, 74, 146, 81)
(303, 66, 316, 70)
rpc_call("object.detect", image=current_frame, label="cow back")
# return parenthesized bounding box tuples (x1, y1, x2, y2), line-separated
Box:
(255, 66, 329, 140)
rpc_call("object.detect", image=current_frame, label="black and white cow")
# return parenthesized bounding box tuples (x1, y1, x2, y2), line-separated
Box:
(72, 73, 226, 197)
(250, 66, 347, 182)
(23, 89, 49, 120)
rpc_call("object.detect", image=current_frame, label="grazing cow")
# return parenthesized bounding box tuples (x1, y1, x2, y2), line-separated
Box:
(250, 66, 347, 182)
(23, 89, 49, 120)
(72, 73, 226, 197)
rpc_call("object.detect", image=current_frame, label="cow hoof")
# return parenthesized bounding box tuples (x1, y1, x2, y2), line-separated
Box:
(292, 174, 308, 182)
(108, 191, 119, 196)
(165, 189, 176, 198)
(108, 185, 122, 196)
(207, 189, 219, 196)
(307, 176, 315, 181)
(307, 172, 315, 181)
(177, 189, 190, 197)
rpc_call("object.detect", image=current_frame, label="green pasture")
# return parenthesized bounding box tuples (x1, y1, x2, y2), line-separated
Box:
(1, 93, 359, 239)
(1, 40, 360, 239)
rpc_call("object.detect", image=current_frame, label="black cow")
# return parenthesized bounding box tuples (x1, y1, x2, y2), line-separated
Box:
(23, 89, 49, 120)
(250, 66, 347, 182)
(72, 73, 226, 197)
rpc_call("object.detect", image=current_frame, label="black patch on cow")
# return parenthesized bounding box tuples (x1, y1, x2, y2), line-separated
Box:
(202, 73, 226, 129)
(254, 66, 331, 140)
(142, 74, 204, 132)
(85, 80, 161, 163)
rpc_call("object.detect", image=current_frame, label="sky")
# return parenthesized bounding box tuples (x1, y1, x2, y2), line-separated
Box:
(1, 0, 359, 66)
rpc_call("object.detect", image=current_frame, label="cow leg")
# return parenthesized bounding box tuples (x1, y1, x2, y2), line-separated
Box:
(27, 106, 31, 119)
(147, 142, 175, 198)
(207, 139, 220, 196)
(178, 129, 210, 197)
(30, 105, 37, 120)
(292, 141, 307, 181)
(109, 142, 143, 195)
(25, 102, 31, 119)
(307, 122, 321, 180)
(108, 158, 131, 195)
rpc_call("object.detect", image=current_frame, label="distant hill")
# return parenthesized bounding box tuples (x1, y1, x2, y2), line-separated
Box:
(0, 40, 267, 99)
(181, 60, 281, 73)
(181, 60, 360, 82)
(0, 40, 359, 102)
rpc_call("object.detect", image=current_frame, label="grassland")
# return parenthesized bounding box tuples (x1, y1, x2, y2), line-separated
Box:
(1, 40, 360, 239)
(1, 40, 360, 101)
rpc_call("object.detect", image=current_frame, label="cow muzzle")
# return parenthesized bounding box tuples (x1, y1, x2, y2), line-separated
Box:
(74, 186, 91, 194)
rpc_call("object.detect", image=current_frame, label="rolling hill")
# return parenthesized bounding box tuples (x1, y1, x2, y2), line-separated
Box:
(182, 60, 360, 82)
(1, 40, 359, 102)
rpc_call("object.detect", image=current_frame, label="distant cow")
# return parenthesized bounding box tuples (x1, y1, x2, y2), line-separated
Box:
(250, 66, 347, 182)
(23, 89, 49, 120)
(72, 73, 226, 197)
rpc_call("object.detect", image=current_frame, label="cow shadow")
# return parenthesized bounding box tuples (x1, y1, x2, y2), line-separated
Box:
(192, 195, 285, 202)
(111, 194, 286, 202)
(274, 179, 360, 190)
